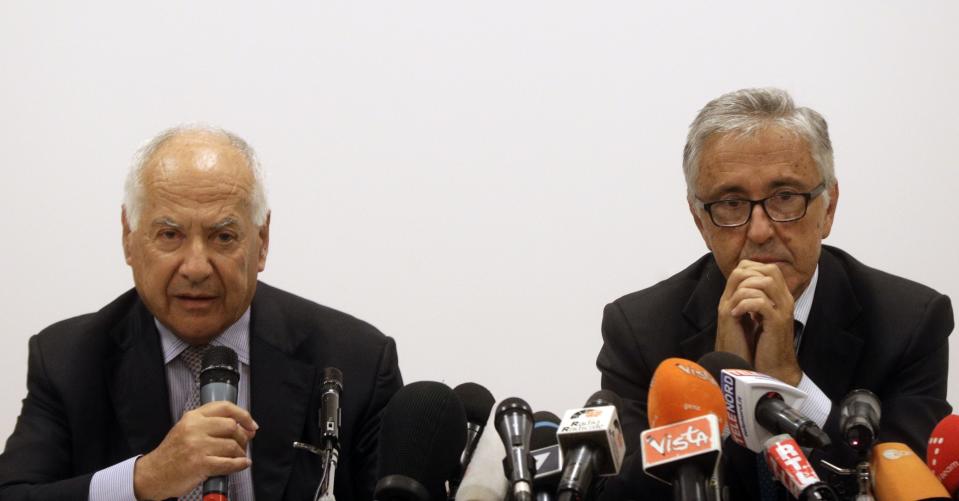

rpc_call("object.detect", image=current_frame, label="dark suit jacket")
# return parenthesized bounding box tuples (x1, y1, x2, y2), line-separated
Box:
(0, 282, 403, 501)
(596, 245, 953, 500)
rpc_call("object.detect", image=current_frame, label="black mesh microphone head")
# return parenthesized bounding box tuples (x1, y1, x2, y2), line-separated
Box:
(199, 346, 239, 386)
(697, 351, 753, 383)
(375, 381, 467, 501)
(531, 411, 561, 449)
(322, 367, 343, 390)
(453, 382, 495, 427)
(584, 390, 622, 411)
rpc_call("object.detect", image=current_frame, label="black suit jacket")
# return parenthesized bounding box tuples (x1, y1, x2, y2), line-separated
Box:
(0, 282, 403, 501)
(596, 245, 953, 500)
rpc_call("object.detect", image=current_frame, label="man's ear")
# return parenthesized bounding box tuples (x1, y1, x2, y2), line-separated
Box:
(257, 211, 271, 272)
(121, 207, 134, 265)
(689, 200, 712, 251)
(821, 181, 839, 239)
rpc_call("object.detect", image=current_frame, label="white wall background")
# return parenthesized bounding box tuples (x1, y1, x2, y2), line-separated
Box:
(2, 1, 958, 448)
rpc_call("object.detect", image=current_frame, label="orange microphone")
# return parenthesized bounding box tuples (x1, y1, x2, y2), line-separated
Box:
(642, 358, 727, 501)
(647, 357, 728, 431)
(872, 442, 950, 501)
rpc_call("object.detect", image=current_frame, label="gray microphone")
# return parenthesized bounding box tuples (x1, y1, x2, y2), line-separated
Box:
(200, 346, 240, 501)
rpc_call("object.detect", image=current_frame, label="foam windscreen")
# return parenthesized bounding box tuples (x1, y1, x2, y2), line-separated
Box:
(647, 357, 727, 430)
(928, 414, 959, 496)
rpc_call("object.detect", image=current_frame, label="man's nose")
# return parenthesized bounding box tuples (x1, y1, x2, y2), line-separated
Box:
(179, 238, 213, 284)
(745, 203, 775, 244)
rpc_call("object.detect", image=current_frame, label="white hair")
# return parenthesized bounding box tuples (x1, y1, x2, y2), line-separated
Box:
(682, 88, 835, 204)
(123, 124, 269, 230)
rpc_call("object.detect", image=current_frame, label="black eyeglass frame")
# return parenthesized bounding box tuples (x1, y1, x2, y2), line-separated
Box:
(696, 183, 828, 228)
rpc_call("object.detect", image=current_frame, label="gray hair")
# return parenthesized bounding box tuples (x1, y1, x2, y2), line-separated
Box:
(123, 124, 269, 231)
(682, 88, 835, 204)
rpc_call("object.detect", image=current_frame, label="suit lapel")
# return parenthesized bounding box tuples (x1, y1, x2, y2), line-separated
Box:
(798, 248, 864, 399)
(680, 258, 726, 361)
(107, 299, 172, 455)
(249, 287, 315, 500)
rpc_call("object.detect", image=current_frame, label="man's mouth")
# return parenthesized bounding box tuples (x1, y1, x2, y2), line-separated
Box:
(173, 294, 218, 308)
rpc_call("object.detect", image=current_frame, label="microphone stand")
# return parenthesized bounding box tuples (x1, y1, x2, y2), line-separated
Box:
(820, 459, 874, 501)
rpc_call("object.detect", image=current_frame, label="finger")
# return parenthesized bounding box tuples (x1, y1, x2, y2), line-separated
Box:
(201, 436, 249, 459)
(198, 402, 259, 432)
(729, 297, 777, 319)
(740, 262, 794, 304)
(204, 456, 252, 477)
(199, 417, 252, 447)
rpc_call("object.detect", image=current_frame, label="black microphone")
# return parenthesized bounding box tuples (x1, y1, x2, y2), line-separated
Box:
(320, 367, 343, 450)
(495, 397, 536, 501)
(200, 346, 240, 501)
(315, 367, 343, 501)
(375, 381, 467, 501)
(838, 389, 880, 454)
(530, 411, 562, 501)
(556, 390, 626, 501)
(453, 383, 496, 480)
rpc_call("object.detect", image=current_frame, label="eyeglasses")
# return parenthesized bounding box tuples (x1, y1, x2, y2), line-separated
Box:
(696, 183, 827, 228)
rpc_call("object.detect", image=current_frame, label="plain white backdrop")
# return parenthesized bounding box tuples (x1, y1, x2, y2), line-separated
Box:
(2, 1, 958, 449)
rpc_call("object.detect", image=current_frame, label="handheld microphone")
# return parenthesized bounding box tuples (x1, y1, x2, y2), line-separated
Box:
(872, 442, 950, 501)
(641, 358, 727, 501)
(315, 367, 343, 501)
(200, 346, 240, 501)
(453, 383, 496, 481)
(927, 415, 959, 497)
(705, 352, 830, 452)
(762, 434, 838, 500)
(375, 381, 467, 501)
(556, 390, 626, 501)
(531, 411, 562, 501)
(455, 409, 508, 501)
(839, 389, 880, 454)
(495, 397, 536, 501)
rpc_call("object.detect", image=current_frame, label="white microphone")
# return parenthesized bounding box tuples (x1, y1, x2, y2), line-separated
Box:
(555, 390, 626, 501)
(455, 409, 509, 501)
(719, 368, 830, 452)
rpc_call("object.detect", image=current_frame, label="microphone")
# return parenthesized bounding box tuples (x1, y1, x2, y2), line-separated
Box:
(531, 411, 562, 501)
(375, 381, 467, 501)
(316, 367, 343, 501)
(641, 358, 726, 501)
(762, 434, 838, 500)
(556, 390, 626, 501)
(495, 397, 536, 501)
(872, 442, 950, 500)
(927, 415, 959, 497)
(839, 389, 880, 454)
(453, 383, 496, 483)
(200, 346, 240, 501)
(703, 352, 830, 452)
(455, 409, 508, 501)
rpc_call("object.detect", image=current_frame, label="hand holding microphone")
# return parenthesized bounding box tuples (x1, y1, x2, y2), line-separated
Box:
(133, 346, 255, 501)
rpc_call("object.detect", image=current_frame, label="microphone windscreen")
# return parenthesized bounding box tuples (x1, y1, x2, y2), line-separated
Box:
(322, 367, 343, 389)
(455, 410, 509, 501)
(928, 414, 959, 495)
(200, 346, 239, 385)
(872, 442, 950, 501)
(377, 381, 467, 500)
(647, 357, 727, 431)
(585, 389, 623, 411)
(697, 351, 752, 383)
(454, 382, 496, 426)
(531, 411, 561, 450)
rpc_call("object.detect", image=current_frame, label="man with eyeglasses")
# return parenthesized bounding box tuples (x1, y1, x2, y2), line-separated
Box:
(596, 88, 953, 500)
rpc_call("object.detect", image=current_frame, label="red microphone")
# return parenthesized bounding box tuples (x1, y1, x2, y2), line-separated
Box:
(928, 414, 959, 497)
(762, 434, 838, 500)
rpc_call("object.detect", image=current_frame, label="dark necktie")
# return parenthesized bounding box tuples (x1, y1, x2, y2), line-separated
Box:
(179, 345, 209, 501)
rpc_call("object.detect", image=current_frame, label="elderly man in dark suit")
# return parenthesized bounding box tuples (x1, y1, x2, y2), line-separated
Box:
(0, 126, 403, 500)
(597, 88, 953, 500)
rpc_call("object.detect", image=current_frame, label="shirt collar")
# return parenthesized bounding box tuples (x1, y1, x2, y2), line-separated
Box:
(156, 308, 251, 366)
(793, 265, 819, 329)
